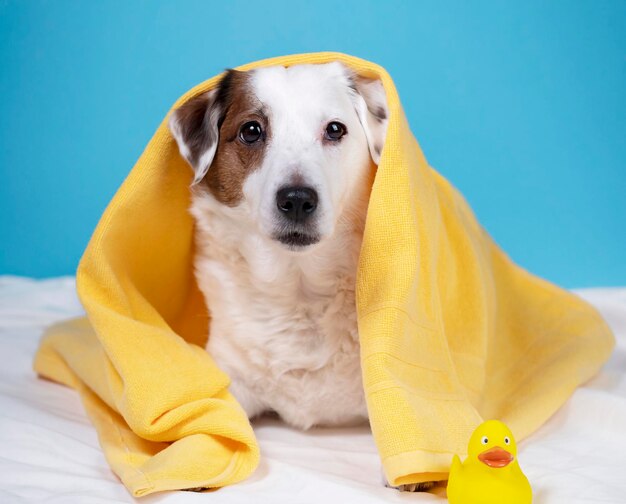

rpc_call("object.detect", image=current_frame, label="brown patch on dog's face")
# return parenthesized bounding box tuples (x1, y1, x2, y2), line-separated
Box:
(204, 70, 270, 206)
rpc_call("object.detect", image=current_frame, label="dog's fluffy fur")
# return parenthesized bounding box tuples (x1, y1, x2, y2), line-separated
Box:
(169, 62, 388, 429)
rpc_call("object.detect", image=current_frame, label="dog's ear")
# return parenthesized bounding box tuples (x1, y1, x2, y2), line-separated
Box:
(168, 88, 222, 185)
(349, 76, 389, 165)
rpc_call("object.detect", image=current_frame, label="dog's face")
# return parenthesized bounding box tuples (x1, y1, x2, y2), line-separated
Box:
(169, 62, 388, 252)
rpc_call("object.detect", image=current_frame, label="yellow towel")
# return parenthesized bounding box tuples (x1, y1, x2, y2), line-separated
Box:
(34, 52, 614, 495)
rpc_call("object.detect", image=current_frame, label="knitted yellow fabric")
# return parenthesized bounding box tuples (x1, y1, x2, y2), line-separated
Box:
(34, 52, 614, 495)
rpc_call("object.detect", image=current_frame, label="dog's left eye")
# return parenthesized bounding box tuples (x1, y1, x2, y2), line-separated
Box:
(239, 121, 263, 144)
(325, 121, 346, 141)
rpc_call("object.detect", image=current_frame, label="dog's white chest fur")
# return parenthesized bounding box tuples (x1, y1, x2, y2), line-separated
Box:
(192, 196, 368, 429)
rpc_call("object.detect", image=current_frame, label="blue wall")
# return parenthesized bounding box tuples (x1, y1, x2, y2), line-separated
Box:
(1, 1, 624, 287)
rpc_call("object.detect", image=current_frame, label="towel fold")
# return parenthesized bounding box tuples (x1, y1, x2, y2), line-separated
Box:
(34, 52, 614, 496)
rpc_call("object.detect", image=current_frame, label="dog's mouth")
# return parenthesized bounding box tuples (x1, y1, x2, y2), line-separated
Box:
(274, 231, 321, 249)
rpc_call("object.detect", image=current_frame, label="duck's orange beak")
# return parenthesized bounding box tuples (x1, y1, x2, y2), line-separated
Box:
(478, 447, 514, 468)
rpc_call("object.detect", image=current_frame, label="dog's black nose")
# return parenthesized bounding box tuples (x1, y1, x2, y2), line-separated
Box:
(276, 186, 318, 223)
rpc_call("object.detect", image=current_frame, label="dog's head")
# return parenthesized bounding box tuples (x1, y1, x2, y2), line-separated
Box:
(169, 62, 388, 252)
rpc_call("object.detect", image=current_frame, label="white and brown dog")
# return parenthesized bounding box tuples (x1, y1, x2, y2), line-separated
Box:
(169, 63, 387, 429)
(169, 61, 386, 427)
(169, 62, 428, 491)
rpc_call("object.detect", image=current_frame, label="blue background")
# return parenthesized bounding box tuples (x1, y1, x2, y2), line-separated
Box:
(1, 1, 624, 287)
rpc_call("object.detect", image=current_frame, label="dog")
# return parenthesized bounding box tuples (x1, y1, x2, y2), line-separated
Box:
(169, 62, 433, 492)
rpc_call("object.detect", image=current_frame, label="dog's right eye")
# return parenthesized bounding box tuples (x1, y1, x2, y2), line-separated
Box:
(325, 121, 346, 141)
(239, 121, 263, 144)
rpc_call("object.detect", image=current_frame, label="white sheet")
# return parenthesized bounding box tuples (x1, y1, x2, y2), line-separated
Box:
(0, 276, 624, 503)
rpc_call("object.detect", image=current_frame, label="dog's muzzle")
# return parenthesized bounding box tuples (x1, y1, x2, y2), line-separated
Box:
(274, 186, 321, 248)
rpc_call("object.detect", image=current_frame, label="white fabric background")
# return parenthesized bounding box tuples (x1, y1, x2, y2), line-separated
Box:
(1, 277, 624, 503)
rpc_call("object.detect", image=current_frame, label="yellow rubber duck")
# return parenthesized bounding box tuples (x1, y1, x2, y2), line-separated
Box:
(447, 420, 532, 504)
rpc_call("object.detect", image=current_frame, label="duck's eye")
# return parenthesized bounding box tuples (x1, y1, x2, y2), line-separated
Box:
(239, 121, 263, 144)
(325, 121, 347, 141)
(481, 436, 489, 445)
(504, 436, 510, 445)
